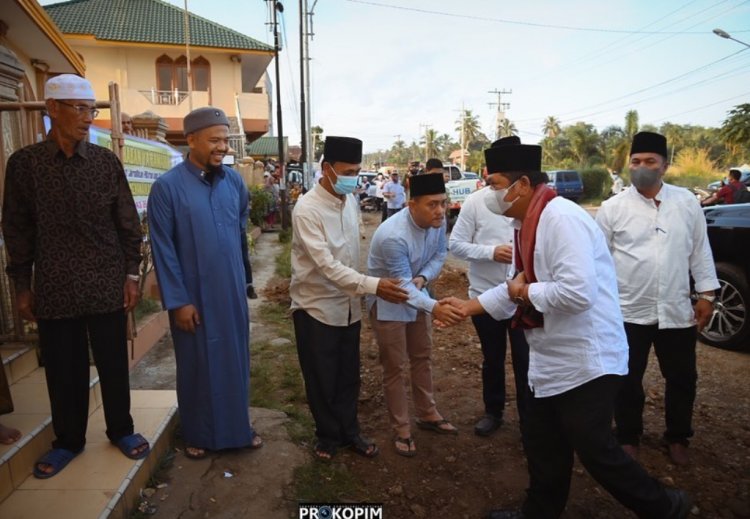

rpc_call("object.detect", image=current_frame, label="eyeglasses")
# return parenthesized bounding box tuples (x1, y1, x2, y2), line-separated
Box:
(56, 100, 99, 118)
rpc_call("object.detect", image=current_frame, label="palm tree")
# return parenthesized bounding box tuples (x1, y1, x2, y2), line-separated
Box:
(455, 109, 482, 151)
(420, 128, 440, 160)
(624, 110, 639, 140)
(499, 119, 517, 138)
(542, 116, 561, 139)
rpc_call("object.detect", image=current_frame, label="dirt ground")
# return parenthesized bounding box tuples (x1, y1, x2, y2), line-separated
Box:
(133, 211, 750, 519)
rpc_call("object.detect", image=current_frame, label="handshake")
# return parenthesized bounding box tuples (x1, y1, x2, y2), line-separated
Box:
(432, 296, 473, 328)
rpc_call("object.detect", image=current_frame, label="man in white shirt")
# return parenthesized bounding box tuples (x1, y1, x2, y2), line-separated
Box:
(290, 136, 408, 461)
(441, 140, 689, 518)
(596, 131, 719, 467)
(449, 137, 529, 436)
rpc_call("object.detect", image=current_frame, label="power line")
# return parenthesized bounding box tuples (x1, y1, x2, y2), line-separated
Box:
(344, 0, 750, 35)
(515, 49, 750, 124)
(651, 91, 750, 123)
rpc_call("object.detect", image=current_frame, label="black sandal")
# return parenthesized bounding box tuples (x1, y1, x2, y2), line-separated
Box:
(393, 436, 417, 457)
(348, 435, 379, 458)
(416, 418, 459, 435)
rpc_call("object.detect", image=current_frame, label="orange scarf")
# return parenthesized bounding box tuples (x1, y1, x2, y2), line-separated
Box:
(512, 183, 557, 329)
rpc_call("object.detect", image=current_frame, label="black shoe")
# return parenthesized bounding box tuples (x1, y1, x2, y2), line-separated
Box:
(486, 509, 524, 519)
(665, 488, 691, 519)
(474, 414, 503, 437)
(246, 285, 258, 299)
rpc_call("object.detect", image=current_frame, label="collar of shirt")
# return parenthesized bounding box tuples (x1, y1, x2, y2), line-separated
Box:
(311, 183, 349, 210)
(403, 207, 427, 235)
(629, 182, 668, 206)
(44, 137, 88, 159)
(183, 156, 226, 184)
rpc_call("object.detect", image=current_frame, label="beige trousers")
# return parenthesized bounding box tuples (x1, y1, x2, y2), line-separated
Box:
(370, 306, 443, 438)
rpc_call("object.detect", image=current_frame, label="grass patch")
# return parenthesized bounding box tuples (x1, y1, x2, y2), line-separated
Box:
(275, 240, 292, 278)
(294, 462, 363, 504)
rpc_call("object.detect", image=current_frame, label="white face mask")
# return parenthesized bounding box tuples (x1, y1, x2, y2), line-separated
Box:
(484, 181, 519, 215)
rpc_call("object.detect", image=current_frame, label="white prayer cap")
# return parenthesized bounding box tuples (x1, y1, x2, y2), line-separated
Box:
(44, 74, 95, 100)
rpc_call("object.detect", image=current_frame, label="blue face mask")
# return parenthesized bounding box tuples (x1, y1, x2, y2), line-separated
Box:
(329, 166, 359, 195)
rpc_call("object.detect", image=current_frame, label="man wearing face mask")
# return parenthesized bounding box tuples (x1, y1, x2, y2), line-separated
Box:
(149, 107, 262, 459)
(291, 136, 409, 460)
(596, 131, 718, 467)
(438, 139, 691, 518)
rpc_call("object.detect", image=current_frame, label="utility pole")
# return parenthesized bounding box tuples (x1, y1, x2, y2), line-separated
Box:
(269, 0, 288, 230)
(299, 0, 306, 176)
(183, 0, 193, 110)
(488, 88, 512, 140)
(454, 104, 467, 171)
(419, 123, 432, 162)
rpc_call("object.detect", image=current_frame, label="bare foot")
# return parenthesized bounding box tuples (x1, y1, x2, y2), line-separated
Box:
(250, 434, 263, 449)
(0, 423, 21, 445)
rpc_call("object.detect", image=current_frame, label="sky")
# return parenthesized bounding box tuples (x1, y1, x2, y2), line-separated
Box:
(43, 0, 750, 153)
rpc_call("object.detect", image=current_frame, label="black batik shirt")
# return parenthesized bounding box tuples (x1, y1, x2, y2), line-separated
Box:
(2, 139, 142, 319)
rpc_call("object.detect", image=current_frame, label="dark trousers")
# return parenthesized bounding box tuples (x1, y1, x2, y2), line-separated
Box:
(381, 200, 388, 222)
(386, 207, 403, 219)
(37, 310, 134, 453)
(470, 313, 529, 424)
(293, 310, 361, 449)
(522, 375, 673, 519)
(615, 323, 697, 446)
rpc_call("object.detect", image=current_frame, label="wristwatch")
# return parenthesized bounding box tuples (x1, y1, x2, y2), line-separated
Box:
(513, 295, 525, 306)
(697, 294, 716, 303)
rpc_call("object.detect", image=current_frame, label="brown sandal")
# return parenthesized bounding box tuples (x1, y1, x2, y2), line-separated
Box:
(184, 446, 207, 459)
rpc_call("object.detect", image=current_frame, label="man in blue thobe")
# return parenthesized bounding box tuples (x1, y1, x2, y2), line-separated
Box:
(148, 107, 261, 458)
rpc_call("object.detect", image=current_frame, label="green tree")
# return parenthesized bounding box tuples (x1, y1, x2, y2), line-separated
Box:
(720, 103, 750, 162)
(566, 122, 602, 167)
(542, 116, 561, 139)
(311, 126, 324, 160)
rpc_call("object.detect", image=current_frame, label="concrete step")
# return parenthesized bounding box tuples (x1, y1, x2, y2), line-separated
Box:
(1, 343, 38, 385)
(0, 366, 102, 502)
(0, 389, 177, 519)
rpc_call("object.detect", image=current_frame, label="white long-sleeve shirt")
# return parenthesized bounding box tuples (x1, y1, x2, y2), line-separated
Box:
(449, 187, 515, 307)
(478, 197, 628, 397)
(596, 183, 719, 329)
(290, 184, 379, 326)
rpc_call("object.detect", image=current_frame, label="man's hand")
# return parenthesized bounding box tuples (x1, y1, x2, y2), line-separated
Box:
(506, 272, 527, 302)
(493, 244, 513, 264)
(694, 299, 714, 332)
(432, 301, 465, 327)
(16, 290, 36, 322)
(123, 279, 140, 313)
(173, 304, 201, 333)
(376, 278, 409, 304)
(411, 276, 426, 291)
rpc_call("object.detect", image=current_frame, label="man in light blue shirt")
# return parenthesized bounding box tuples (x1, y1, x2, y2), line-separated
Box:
(382, 171, 406, 218)
(367, 173, 464, 457)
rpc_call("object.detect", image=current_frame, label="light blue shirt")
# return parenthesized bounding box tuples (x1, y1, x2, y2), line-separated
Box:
(367, 207, 447, 321)
(383, 180, 406, 209)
